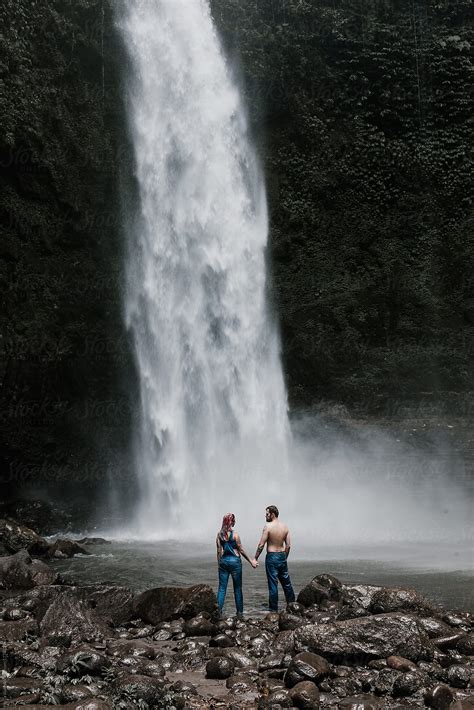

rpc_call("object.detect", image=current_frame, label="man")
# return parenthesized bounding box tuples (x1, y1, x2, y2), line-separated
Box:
(252, 505, 295, 612)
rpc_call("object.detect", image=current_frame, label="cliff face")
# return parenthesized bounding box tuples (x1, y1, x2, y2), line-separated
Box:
(212, 0, 474, 412)
(0, 0, 135, 503)
(0, 0, 472, 498)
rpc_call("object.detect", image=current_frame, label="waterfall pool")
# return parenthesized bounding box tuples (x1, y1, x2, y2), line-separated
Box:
(49, 540, 473, 614)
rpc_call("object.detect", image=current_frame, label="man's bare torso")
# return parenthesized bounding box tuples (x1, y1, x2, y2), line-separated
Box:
(266, 520, 290, 552)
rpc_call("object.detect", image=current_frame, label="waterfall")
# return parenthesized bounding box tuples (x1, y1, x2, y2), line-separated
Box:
(117, 0, 290, 537)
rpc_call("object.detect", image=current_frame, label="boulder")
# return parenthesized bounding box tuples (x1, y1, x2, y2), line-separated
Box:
(456, 633, 474, 656)
(424, 683, 455, 709)
(206, 656, 234, 679)
(294, 613, 432, 662)
(209, 632, 235, 647)
(392, 671, 426, 696)
(284, 651, 330, 687)
(40, 590, 110, 646)
(369, 586, 438, 616)
(83, 584, 135, 626)
(213, 647, 255, 668)
(447, 664, 471, 688)
(341, 584, 383, 610)
(298, 574, 343, 607)
(289, 680, 320, 709)
(279, 610, 306, 631)
(183, 612, 217, 636)
(0, 517, 50, 555)
(268, 688, 293, 707)
(0, 550, 57, 589)
(387, 654, 419, 672)
(133, 583, 217, 624)
(48, 539, 90, 558)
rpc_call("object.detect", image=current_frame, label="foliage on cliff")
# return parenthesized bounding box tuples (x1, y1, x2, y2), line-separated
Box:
(0, 0, 134, 498)
(212, 0, 474, 410)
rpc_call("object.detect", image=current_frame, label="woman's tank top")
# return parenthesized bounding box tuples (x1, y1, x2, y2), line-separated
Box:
(220, 530, 238, 557)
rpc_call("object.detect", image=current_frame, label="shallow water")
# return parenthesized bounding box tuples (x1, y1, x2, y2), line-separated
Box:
(50, 540, 473, 614)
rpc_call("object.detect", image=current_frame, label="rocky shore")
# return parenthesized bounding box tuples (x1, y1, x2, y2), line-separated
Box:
(1, 517, 473, 709)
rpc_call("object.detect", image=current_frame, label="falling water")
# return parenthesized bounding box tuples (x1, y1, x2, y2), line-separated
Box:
(117, 0, 290, 537)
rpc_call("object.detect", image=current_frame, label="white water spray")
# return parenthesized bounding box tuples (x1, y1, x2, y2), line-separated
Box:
(118, 0, 289, 537)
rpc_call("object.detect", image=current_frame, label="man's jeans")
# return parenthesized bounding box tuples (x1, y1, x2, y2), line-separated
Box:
(265, 552, 295, 612)
(217, 555, 243, 615)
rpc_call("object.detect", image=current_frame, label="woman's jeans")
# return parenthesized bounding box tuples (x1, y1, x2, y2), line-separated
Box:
(217, 555, 243, 615)
(265, 552, 295, 612)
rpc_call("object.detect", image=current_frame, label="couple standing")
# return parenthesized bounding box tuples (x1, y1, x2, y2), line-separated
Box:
(216, 505, 295, 617)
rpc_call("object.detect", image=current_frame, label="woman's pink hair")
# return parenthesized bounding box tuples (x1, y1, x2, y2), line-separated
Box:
(220, 513, 235, 540)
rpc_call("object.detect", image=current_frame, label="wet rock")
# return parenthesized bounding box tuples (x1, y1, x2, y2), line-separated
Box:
(338, 694, 382, 709)
(0, 518, 50, 556)
(424, 683, 455, 709)
(40, 590, 110, 647)
(133, 583, 217, 624)
(371, 668, 399, 695)
(392, 670, 425, 696)
(56, 645, 109, 675)
(209, 632, 235, 647)
(206, 656, 234, 679)
(172, 679, 198, 694)
(447, 664, 471, 688)
(387, 655, 419, 672)
(331, 676, 363, 697)
(273, 629, 296, 654)
(183, 612, 217, 636)
(369, 586, 438, 616)
(226, 672, 255, 692)
(215, 647, 255, 668)
(419, 618, 454, 639)
(294, 613, 432, 662)
(287, 602, 306, 616)
(279, 610, 306, 631)
(17, 584, 65, 620)
(0, 550, 57, 589)
(433, 632, 467, 651)
(298, 574, 343, 607)
(268, 688, 293, 707)
(289, 680, 320, 709)
(338, 605, 369, 621)
(259, 653, 285, 672)
(77, 537, 111, 545)
(456, 633, 474, 656)
(250, 634, 274, 658)
(3, 607, 28, 620)
(0, 619, 38, 641)
(342, 584, 383, 610)
(442, 612, 471, 628)
(153, 628, 172, 641)
(48, 539, 90, 558)
(284, 651, 330, 687)
(83, 585, 135, 626)
(107, 638, 156, 659)
(115, 673, 165, 704)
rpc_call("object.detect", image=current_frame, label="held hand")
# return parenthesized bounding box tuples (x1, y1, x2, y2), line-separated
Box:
(251, 558, 259, 568)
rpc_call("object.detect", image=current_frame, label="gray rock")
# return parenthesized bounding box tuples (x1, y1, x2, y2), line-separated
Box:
(369, 586, 438, 616)
(268, 688, 293, 707)
(341, 584, 383, 610)
(40, 590, 110, 647)
(279, 610, 306, 631)
(294, 613, 433, 662)
(298, 574, 343, 607)
(0, 518, 50, 555)
(133, 583, 217, 624)
(107, 638, 156, 659)
(447, 664, 471, 688)
(392, 671, 425, 696)
(206, 656, 234, 679)
(284, 651, 330, 687)
(289, 680, 320, 709)
(210, 632, 235, 647)
(82, 584, 135, 626)
(419, 617, 453, 639)
(183, 612, 217, 636)
(56, 645, 109, 675)
(0, 550, 57, 589)
(424, 683, 455, 709)
(48, 539, 90, 558)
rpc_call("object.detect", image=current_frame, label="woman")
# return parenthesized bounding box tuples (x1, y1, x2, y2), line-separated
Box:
(216, 513, 256, 617)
